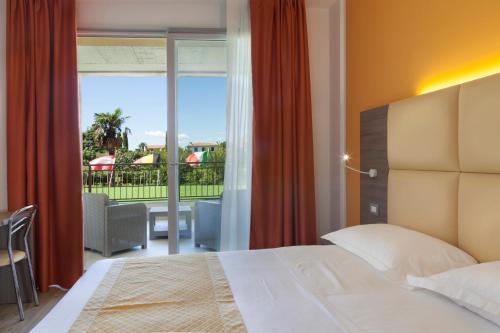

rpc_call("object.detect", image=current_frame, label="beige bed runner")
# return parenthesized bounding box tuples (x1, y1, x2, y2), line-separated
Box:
(70, 253, 247, 333)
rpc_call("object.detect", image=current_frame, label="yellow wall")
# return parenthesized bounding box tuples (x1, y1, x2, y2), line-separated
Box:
(346, 0, 500, 226)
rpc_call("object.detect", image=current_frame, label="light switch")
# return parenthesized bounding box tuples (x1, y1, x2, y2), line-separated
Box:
(369, 203, 379, 216)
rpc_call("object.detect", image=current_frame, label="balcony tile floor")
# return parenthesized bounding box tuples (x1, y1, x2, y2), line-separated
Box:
(84, 201, 209, 270)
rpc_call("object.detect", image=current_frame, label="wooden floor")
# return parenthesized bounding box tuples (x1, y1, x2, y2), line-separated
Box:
(0, 288, 65, 333)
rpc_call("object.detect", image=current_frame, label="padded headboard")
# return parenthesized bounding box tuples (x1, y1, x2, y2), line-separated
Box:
(364, 73, 500, 263)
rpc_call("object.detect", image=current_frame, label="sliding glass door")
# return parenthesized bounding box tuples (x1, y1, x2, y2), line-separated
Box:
(78, 32, 226, 258)
(167, 33, 227, 254)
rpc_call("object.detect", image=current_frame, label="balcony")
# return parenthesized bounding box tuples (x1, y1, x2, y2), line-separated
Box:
(82, 161, 224, 268)
(83, 161, 224, 201)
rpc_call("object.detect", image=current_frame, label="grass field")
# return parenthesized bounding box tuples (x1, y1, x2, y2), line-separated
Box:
(83, 184, 224, 201)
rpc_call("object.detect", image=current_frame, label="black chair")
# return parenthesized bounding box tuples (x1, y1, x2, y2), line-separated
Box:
(0, 205, 39, 321)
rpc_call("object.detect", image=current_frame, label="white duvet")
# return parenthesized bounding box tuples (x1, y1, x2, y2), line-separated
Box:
(32, 245, 500, 333)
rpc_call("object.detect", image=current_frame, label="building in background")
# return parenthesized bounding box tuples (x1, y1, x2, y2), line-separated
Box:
(187, 142, 218, 152)
(145, 144, 166, 152)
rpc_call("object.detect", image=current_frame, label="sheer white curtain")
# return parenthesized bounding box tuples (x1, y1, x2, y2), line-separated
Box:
(220, 0, 253, 251)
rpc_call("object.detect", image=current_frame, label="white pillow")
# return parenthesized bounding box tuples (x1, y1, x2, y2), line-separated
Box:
(407, 261, 500, 326)
(321, 224, 477, 281)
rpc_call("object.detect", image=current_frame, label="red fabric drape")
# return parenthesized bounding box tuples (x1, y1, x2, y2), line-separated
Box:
(250, 0, 317, 248)
(7, 0, 83, 291)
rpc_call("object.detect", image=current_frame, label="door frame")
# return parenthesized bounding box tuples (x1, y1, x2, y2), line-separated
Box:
(76, 29, 226, 255)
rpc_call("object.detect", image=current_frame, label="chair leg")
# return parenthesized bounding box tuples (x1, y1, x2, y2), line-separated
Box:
(9, 256, 25, 321)
(25, 249, 39, 306)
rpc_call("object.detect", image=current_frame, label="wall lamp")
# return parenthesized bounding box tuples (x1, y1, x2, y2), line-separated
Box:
(342, 154, 378, 178)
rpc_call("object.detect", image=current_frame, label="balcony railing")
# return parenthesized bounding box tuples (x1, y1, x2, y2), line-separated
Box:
(83, 162, 224, 201)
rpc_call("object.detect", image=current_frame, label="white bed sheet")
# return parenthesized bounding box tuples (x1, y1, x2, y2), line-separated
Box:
(32, 245, 500, 333)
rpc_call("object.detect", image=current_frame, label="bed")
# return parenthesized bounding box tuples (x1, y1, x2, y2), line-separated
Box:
(33, 73, 500, 332)
(32, 246, 500, 333)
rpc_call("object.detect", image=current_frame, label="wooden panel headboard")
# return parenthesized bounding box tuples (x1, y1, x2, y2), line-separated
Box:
(360, 73, 500, 262)
(360, 106, 389, 225)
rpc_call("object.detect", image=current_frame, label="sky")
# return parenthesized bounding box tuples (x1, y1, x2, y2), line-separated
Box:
(80, 76, 227, 150)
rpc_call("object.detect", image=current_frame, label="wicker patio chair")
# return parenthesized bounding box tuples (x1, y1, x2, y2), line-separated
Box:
(194, 200, 222, 251)
(83, 193, 147, 257)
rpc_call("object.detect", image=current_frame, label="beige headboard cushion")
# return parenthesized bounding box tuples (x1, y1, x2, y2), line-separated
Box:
(388, 170, 459, 246)
(459, 173, 500, 262)
(388, 86, 459, 172)
(387, 72, 500, 262)
(459, 74, 500, 173)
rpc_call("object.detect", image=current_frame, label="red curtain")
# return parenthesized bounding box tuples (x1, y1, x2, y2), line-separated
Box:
(250, 0, 317, 248)
(7, 0, 83, 291)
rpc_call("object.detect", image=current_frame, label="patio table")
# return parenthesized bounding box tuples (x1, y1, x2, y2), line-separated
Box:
(149, 206, 192, 240)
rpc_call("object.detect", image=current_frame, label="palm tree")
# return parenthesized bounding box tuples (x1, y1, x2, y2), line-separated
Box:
(93, 108, 130, 155)
(137, 142, 148, 152)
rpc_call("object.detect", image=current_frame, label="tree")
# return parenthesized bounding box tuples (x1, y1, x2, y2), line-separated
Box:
(82, 123, 105, 164)
(93, 108, 130, 155)
(122, 127, 131, 151)
(83, 123, 98, 150)
(137, 142, 148, 152)
(209, 141, 226, 163)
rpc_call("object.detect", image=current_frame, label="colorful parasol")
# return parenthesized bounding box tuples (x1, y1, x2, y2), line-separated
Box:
(89, 155, 115, 171)
(185, 151, 208, 167)
(133, 153, 161, 166)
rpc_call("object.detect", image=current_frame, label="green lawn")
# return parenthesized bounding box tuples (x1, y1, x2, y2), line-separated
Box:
(83, 184, 223, 201)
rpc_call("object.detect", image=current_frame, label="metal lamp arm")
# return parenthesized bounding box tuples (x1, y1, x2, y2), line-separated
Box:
(344, 164, 378, 178)
(345, 165, 370, 175)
